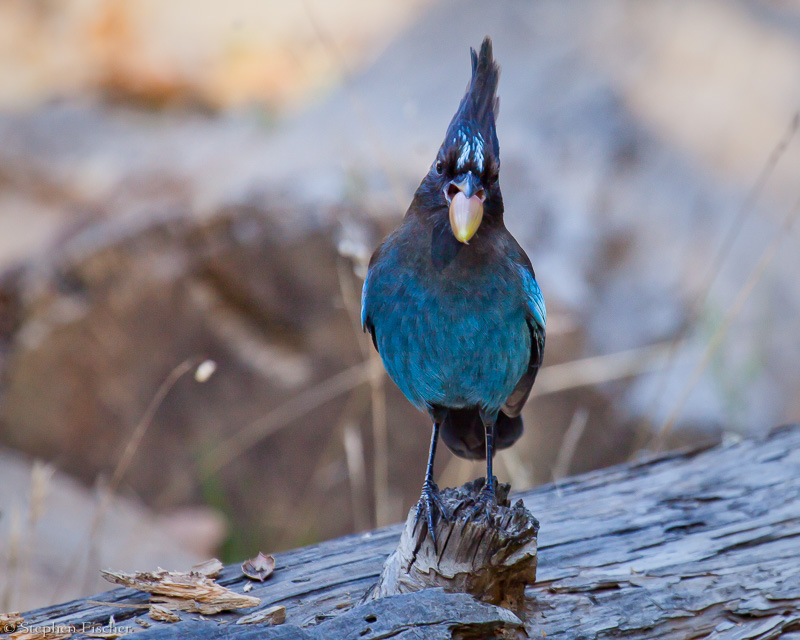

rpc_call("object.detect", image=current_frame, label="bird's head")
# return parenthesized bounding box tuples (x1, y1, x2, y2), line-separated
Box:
(415, 37, 502, 244)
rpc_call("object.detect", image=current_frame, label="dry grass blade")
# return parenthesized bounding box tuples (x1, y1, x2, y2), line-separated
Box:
(699, 113, 799, 306)
(19, 461, 54, 607)
(643, 112, 800, 431)
(109, 359, 202, 493)
(342, 422, 370, 531)
(553, 408, 590, 480)
(201, 339, 672, 518)
(273, 386, 369, 550)
(335, 259, 392, 528)
(496, 449, 533, 490)
(2, 508, 22, 612)
(202, 361, 374, 474)
(653, 193, 800, 450)
(63, 357, 204, 599)
(532, 342, 674, 397)
(85, 601, 149, 610)
(100, 568, 259, 614)
(369, 351, 391, 527)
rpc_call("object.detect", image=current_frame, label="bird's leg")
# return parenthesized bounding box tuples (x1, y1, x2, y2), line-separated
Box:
(470, 413, 498, 519)
(415, 420, 449, 543)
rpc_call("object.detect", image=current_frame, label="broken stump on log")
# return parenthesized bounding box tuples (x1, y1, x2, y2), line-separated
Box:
(367, 478, 539, 612)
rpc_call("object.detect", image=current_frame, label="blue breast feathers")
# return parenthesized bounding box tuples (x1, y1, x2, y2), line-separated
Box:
(362, 255, 532, 414)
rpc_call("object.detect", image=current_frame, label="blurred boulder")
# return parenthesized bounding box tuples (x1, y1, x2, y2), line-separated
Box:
(1, 0, 800, 558)
(0, 0, 432, 111)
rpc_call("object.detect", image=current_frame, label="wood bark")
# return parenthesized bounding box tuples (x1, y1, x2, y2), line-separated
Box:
(367, 478, 539, 612)
(13, 425, 800, 639)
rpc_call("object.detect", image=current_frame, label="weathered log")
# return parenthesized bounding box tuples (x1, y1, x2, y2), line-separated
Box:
(12, 425, 800, 639)
(367, 478, 539, 612)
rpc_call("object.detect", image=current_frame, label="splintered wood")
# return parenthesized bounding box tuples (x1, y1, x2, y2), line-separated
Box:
(100, 566, 259, 615)
(368, 478, 539, 611)
(148, 605, 180, 623)
(235, 604, 286, 625)
(0, 612, 24, 633)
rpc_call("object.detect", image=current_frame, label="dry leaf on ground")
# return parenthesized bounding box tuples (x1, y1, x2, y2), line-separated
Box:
(241, 553, 275, 582)
(101, 568, 259, 615)
(236, 605, 286, 625)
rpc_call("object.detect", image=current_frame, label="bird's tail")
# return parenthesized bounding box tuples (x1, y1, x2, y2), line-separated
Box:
(440, 407, 523, 460)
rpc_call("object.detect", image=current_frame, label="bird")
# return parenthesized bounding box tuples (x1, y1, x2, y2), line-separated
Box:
(361, 37, 545, 538)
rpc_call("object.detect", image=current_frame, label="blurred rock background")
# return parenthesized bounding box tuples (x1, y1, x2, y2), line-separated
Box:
(1, 0, 799, 611)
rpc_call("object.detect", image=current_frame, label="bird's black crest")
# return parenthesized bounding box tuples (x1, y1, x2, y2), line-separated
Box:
(443, 37, 500, 163)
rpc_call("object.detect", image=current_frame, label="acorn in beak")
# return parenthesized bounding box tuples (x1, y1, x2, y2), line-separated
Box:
(445, 172, 485, 243)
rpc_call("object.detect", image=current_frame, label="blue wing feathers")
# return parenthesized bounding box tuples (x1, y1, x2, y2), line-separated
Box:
(517, 263, 546, 331)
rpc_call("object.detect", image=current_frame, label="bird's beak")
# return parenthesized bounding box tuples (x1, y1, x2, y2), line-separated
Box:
(446, 173, 485, 243)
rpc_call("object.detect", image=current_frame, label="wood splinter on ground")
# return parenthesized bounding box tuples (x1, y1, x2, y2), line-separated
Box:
(368, 478, 539, 612)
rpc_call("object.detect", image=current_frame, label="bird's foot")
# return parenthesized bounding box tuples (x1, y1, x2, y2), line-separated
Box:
(467, 478, 498, 522)
(414, 480, 449, 544)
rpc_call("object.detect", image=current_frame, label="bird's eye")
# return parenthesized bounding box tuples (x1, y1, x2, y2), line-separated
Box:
(435, 160, 443, 174)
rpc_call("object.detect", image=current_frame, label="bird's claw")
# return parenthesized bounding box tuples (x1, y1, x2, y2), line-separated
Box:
(467, 482, 498, 522)
(414, 481, 449, 544)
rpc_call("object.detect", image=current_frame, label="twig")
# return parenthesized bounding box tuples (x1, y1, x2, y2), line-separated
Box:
(274, 384, 370, 549)
(110, 359, 201, 494)
(438, 456, 479, 493)
(496, 448, 534, 490)
(308, 0, 402, 522)
(335, 259, 371, 360)
(51, 357, 205, 602)
(697, 113, 799, 306)
(201, 361, 375, 474)
(532, 342, 674, 397)
(82, 358, 202, 592)
(434, 346, 671, 491)
(334, 258, 392, 527)
(18, 461, 54, 611)
(85, 600, 150, 609)
(368, 351, 391, 526)
(1, 508, 22, 612)
(202, 342, 677, 481)
(652, 193, 800, 450)
(552, 408, 590, 480)
(342, 422, 370, 532)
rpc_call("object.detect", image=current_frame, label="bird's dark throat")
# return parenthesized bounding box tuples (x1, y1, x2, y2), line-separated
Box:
(430, 221, 463, 272)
